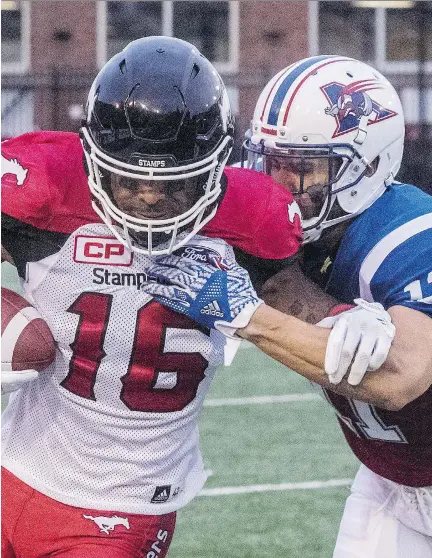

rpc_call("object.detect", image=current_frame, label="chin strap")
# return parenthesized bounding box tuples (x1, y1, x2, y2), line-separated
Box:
(384, 171, 395, 188)
(354, 118, 368, 145)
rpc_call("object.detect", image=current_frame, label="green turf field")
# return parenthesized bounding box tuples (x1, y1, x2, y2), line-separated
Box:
(2, 262, 360, 557)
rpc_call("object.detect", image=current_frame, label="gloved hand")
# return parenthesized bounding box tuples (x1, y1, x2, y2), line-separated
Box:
(1, 369, 39, 395)
(317, 298, 396, 386)
(142, 254, 263, 364)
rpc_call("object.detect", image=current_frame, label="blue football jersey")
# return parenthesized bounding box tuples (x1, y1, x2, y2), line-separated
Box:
(327, 183, 432, 317)
(322, 184, 432, 487)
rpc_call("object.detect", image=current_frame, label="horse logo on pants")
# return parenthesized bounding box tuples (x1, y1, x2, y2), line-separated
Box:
(83, 514, 130, 534)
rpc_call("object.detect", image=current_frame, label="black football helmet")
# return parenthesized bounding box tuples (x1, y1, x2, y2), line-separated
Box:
(81, 36, 234, 255)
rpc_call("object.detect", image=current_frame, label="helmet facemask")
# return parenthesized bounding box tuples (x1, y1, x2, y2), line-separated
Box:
(244, 138, 377, 243)
(82, 126, 232, 255)
(81, 36, 234, 256)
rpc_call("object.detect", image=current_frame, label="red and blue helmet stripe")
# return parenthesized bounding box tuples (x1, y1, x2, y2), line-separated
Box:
(262, 55, 352, 130)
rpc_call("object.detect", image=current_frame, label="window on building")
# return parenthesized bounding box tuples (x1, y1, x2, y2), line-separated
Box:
(318, 1, 432, 68)
(1, 0, 29, 71)
(106, 1, 163, 60)
(319, 1, 375, 61)
(386, 5, 432, 61)
(104, 1, 238, 73)
(173, 2, 229, 64)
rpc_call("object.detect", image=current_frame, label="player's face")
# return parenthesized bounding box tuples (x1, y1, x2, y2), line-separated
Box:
(267, 156, 328, 192)
(266, 155, 337, 220)
(110, 175, 198, 221)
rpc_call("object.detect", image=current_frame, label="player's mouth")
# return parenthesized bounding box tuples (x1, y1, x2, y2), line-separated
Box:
(130, 209, 176, 220)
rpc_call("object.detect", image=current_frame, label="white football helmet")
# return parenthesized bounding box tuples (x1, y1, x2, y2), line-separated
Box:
(244, 55, 405, 243)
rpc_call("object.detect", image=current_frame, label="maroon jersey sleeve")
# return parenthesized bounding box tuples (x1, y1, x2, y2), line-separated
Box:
(1, 131, 99, 233)
(202, 166, 302, 260)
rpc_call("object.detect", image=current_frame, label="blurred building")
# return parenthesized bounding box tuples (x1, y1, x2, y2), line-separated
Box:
(2, 0, 432, 190)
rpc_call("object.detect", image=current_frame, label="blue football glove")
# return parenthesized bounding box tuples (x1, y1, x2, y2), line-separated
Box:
(142, 254, 263, 363)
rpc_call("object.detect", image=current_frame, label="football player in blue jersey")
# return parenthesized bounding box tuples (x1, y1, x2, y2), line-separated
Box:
(142, 57, 432, 557)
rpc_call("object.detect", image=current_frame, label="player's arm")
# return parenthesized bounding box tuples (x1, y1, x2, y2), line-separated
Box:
(252, 258, 397, 387)
(141, 254, 402, 405)
(1, 232, 38, 394)
(1, 245, 15, 265)
(2, 214, 70, 279)
(233, 247, 301, 296)
(238, 303, 432, 411)
(1, 216, 61, 394)
(1, 243, 39, 393)
(234, 237, 429, 409)
(259, 259, 339, 322)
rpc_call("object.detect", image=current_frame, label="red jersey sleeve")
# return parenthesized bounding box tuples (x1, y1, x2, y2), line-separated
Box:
(1, 131, 99, 233)
(202, 166, 302, 259)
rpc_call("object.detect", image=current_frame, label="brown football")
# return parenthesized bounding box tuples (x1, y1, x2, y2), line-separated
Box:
(1, 287, 56, 372)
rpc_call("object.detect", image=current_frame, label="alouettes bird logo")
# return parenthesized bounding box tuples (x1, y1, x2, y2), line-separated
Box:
(321, 79, 397, 138)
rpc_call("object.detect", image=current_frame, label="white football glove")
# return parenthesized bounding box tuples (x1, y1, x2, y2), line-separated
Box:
(317, 299, 396, 386)
(1, 369, 39, 395)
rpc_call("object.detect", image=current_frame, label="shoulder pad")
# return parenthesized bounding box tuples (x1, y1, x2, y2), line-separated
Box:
(202, 166, 301, 259)
(2, 131, 99, 232)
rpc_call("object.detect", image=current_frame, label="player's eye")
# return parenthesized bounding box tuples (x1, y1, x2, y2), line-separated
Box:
(287, 160, 303, 173)
(301, 160, 315, 174)
(270, 158, 294, 172)
(118, 177, 139, 191)
(271, 158, 281, 171)
(168, 178, 199, 195)
(166, 181, 185, 195)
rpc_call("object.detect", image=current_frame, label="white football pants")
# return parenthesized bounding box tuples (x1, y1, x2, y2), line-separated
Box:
(333, 465, 432, 558)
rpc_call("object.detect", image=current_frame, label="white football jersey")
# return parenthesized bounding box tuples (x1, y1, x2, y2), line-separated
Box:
(2, 224, 230, 514)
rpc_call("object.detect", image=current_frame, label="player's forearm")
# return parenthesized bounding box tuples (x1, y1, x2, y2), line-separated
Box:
(237, 304, 408, 410)
(238, 304, 328, 374)
(379, 306, 432, 407)
(260, 261, 339, 323)
(1, 245, 14, 265)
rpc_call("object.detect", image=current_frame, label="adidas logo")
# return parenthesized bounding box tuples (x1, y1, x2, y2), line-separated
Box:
(151, 485, 171, 503)
(200, 301, 224, 318)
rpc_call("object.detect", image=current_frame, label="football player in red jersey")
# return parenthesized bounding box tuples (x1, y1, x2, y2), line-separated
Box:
(143, 57, 432, 557)
(0, 36, 303, 558)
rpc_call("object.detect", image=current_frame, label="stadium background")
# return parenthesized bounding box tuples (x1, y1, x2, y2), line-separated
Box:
(1, 1, 431, 556)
